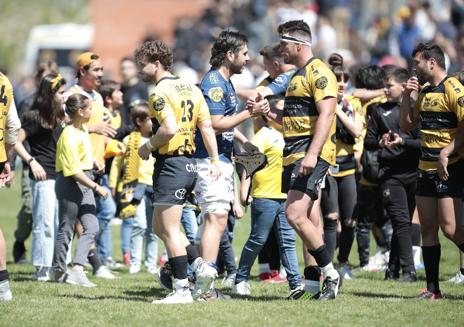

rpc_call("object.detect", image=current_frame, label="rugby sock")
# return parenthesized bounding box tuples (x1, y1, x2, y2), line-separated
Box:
(323, 218, 337, 261)
(422, 244, 441, 293)
(309, 245, 338, 279)
(338, 225, 355, 263)
(170, 256, 188, 280)
(460, 268, 464, 275)
(185, 244, 200, 265)
(87, 248, 102, 274)
(303, 265, 321, 293)
(0, 270, 9, 282)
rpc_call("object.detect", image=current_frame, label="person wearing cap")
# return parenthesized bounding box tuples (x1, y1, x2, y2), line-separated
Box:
(64, 52, 117, 278)
(263, 20, 341, 300)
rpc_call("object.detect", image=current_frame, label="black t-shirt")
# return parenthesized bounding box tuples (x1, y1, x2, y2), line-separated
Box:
(121, 80, 148, 131)
(22, 111, 63, 180)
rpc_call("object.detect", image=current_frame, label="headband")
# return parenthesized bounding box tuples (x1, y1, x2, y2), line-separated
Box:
(280, 34, 311, 46)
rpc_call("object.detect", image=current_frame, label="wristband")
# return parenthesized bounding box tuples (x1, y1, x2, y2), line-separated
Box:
(27, 157, 36, 165)
(145, 140, 154, 151)
(210, 156, 219, 164)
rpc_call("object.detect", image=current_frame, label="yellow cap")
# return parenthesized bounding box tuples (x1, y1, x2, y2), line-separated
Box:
(76, 52, 99, 70)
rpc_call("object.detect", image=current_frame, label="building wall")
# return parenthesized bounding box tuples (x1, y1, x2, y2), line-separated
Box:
(90, 0, 211, 79)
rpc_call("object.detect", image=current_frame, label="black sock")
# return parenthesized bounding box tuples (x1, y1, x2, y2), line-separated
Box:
(410, 224, 421, 247)
(457, 242, 464, 253)
(323, 218, 337, 261)
(303, 265, 321, 281)
(422, 244, 441, 293)
(309, 245, 331, 268)
(185, 244, 200, 265)
(88, 248, 102, 274)
(170, 255, 188, 280)
(338, 225, 355, 263)
(0, 269, 9, 282)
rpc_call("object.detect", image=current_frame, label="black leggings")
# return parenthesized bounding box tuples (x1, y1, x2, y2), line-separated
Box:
(321, 174, 357, 263)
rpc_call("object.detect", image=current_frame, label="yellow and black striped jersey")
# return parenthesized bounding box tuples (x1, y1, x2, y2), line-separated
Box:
(414, 76, 464, 171)
(0, 72, 13, 163)
(282, 58, 337, 166)
(149, 76, 210, 157)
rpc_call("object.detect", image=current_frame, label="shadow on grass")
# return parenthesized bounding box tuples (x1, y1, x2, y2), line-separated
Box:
(57, 293, 151, 303)
(10, 273, 34, 282)
(351, 291, 464, 301)
(124, 288, 166, 298)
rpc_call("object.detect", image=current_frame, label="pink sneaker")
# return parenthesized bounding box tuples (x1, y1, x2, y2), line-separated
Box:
(264, 270, 287, 284)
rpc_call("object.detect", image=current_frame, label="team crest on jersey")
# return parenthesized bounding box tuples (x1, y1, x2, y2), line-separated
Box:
(458, 96, 464, 107)
(315, 77, 328, 89)
(288, 83, 297, 92)
(154, 97, 165, 111)
(208, 87, 224, 102)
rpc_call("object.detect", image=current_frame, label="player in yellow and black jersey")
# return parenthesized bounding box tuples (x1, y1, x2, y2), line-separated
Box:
(265, 20, 340, 301)
(135, 40, 220, 304)
(320, 54, 363, 277)
(401, 42, 464, 300)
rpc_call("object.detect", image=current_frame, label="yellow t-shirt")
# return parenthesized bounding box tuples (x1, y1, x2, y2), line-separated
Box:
(149, 76, 210, 156)
(332, 95, 364, 177)
(56, 125, 94, 177)
(0, 72, 13, 163)
(251, 126, 287, 199)
(65, 85, 107, 165)
(282, 58, 338, 166)
(414, 76, 464, 171)
(109, 133, 155, 189)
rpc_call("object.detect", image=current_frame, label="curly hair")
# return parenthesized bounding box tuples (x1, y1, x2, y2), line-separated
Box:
(277, 20, 312, 42)
(209, 30, 248, 68)
(134, 40, 173, 72)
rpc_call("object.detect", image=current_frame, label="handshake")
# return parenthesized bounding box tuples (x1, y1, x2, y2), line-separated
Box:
(246, 93, 270, 117)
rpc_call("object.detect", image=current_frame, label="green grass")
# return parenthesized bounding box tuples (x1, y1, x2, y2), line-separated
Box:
(1, 181, 464, 326)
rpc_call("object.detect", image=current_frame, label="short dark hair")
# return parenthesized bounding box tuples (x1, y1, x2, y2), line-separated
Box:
(129, 100, 150, 129)
(389, 68, 410, 84)
(412, 42, 446, 70)
(98, 80, 120, 106)
(209, 30, 248, 68)
(65, 93, 90, 118)
(354, 65, 385, 90)
(259, 43, 282, 61)
(277, 20, 312, 43)
(134, 40, 173, 72)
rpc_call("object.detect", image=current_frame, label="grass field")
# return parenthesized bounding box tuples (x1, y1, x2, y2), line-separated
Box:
(1, 180, 464, 327)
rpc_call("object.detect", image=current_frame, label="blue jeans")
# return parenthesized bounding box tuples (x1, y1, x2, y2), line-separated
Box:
(130, 193, 158, 268)
(96, 174, 116, 263)
(31, 179, 58, 268)
(236, 198, 301, 290)
(121, 218, 133, 254)
(181, 207, 198, 244)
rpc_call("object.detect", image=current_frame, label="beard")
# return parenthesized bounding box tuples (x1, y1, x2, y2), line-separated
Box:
(230, 61, 245, 75)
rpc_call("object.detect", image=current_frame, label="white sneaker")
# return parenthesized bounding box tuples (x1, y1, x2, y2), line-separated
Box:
(233, 280, 251, 295)
(221, 273, 236, 289)
(447, 271, 464, 284)
(146, 266, 159, 275)
(66, 269, 96, 287)
(129, 264, 141, 274)
(94, 266, 117, 279)
(192, 260, 218, 300)
(32, 267, 51, 282)
(338, 264, 354, 280)
(0, 280, 12, 301)
(152, 288, 193, 304)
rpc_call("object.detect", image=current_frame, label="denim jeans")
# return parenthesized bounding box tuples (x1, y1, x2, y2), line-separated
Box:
(31, 179, 58, 267)
(181, 207, 199, 244)
(96, 174, 116, 263)
(236, 198, 301, 290)
(130, 193, 158, 268)
(121, 218, 133, 254)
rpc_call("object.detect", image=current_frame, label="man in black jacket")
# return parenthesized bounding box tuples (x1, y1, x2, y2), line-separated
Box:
(365, 67, 420, 282)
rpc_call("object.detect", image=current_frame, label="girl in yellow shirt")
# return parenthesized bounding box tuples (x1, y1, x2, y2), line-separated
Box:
(52, 93, 108, 287)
